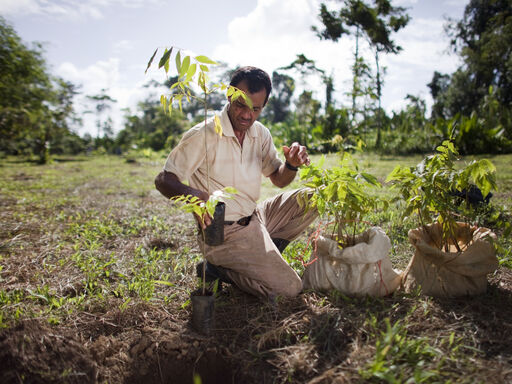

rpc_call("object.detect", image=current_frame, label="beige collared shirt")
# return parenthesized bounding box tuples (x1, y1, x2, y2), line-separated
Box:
(163, 104, 283, 221)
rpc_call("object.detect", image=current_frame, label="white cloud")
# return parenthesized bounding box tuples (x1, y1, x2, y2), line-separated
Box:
(58, 58, 138, 135)
(113, 39, 135, 54)
(0, 0, 40, 15)
(214, 0, 354, 104)
(59, 58, 120, 94)
(0, 0, 156, 20)
(214, 0, 464, 115)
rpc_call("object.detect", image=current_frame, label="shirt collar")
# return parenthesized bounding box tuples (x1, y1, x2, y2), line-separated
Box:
(220, 103, 258, 138)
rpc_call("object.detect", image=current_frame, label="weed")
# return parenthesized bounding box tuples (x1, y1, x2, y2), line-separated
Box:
(360, 316, 460, 383)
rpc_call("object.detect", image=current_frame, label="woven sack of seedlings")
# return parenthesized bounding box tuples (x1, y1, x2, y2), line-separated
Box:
(303, 227, 402, 297)
(402, 222, 498, 297)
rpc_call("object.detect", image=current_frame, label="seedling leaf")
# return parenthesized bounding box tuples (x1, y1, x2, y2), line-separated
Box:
(158, 48, 173, 69)
(195, 55, 217, 64)
(145, 48, 158, 74)
(214, 115, 223, 137)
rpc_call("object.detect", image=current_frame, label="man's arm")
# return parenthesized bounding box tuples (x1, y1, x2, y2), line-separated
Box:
(269, 142, 310, 188)
(154, 170, 211, 227)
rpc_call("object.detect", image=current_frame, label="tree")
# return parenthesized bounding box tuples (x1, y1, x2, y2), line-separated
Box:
(445, 0, 512, 111)
(279, 54, 328, 110)
(314, 0, 409, 147)
(427, 71, 450, 119)
(117, 95, 188, 152)
(263, 71, 295, 123)
(426, 0, 512, 154)
(1, 17, 49, 155)
(86, 89, 117, 141)
(0, 17, 81, 162)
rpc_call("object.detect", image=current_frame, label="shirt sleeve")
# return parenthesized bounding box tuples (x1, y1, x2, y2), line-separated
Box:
(163, 126, 205, 182)
(260, 124, 283, 177)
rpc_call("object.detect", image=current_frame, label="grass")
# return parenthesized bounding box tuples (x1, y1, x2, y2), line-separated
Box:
(0, 152, 511, 383)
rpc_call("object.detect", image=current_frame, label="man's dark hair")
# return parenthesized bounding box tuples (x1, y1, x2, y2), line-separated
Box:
(229, 66, 272, 105)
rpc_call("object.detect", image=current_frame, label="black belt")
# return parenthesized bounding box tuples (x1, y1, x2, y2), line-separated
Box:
(224, 215, 252, 226)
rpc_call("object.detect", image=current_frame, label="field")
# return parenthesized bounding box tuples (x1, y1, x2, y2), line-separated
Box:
(1, 152, 511, 383)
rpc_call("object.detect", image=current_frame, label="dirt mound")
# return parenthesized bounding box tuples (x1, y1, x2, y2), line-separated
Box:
(0, 320, 98, 383)
(0, 319, 246, 384)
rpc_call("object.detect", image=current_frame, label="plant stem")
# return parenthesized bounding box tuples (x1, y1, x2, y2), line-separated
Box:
(201, 88, 210, 296)
(200, 227, 207, 295)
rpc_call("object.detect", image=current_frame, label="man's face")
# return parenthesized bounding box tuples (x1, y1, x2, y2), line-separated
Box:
(227, 80, 267, 133)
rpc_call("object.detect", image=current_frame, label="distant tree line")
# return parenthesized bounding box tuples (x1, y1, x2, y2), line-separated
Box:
(1, 0, 511, 164)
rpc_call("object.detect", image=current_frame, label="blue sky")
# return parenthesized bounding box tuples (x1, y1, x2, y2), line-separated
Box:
(1, 0, 467, 136)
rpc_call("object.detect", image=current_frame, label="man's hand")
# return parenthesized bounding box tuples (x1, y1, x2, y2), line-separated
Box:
(282, 142, 310, 168)
(195, 190, 212, 230)
(154, 171, 213, 229)
(269, 142, 310, 188)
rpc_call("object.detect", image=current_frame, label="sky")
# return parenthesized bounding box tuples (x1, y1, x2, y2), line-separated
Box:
(1, 0, 468, 136)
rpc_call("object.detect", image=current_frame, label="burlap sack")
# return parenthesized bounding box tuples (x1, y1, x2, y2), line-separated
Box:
(303, 227, 402, 297)
(403, 222, 498, 297)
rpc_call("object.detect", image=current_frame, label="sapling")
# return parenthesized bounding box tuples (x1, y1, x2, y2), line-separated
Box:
(386, 139, 497, 251)
(147, 47, 250, 294)
(299, 149, 385, 248)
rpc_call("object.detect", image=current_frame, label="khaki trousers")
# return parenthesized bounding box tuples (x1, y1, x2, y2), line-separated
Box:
(203, 188, 317, 299)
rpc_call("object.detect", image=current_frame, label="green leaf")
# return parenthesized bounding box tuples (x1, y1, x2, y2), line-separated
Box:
(186, 63, 197, 81)
(214, 115, 223, 137)
(158, 48, 173, 69)
(145, 48, 158, 74)
(175, 50, 181, 73)
(198, 72, 207, 92)
(154, 280, 174, 287)
(337, 183, 347, 201)
(325, 182, 337, 201)
(239, 91, 253, 110)
(180, 56, 191, 78)
(160, 95, 167, 113)
(361, 172, 380, 187)
(195, 55, 217, 64)
(223, 186, 238, 194)
(164, 57, 170, 74)
(200, 64, 209, 72)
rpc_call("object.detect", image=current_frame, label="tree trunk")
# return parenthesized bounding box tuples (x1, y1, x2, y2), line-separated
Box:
(351, 26, 360, 126)
(375, 50, 382, 149)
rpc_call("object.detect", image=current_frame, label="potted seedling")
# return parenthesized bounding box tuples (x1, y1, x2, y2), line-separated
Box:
(172, 189, 235, 334)
(299, 150, 402, 297)
(386, 139, 499, 296)
(147, 47, 249, 334)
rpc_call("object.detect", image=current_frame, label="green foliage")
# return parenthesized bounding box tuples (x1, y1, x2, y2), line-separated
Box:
(262, 71, 295, 123)
(386, 140, 497, 248)
(426, 0, 512, 155)
(299, 151, 384, 246)
(360, 316, 457, 383)
(0, 17, 82, 163)
(446, 0, 512, 111)
(118, 97, 188, 152)
(430, 87, 512, 155)
(149, 47, 252, 118)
